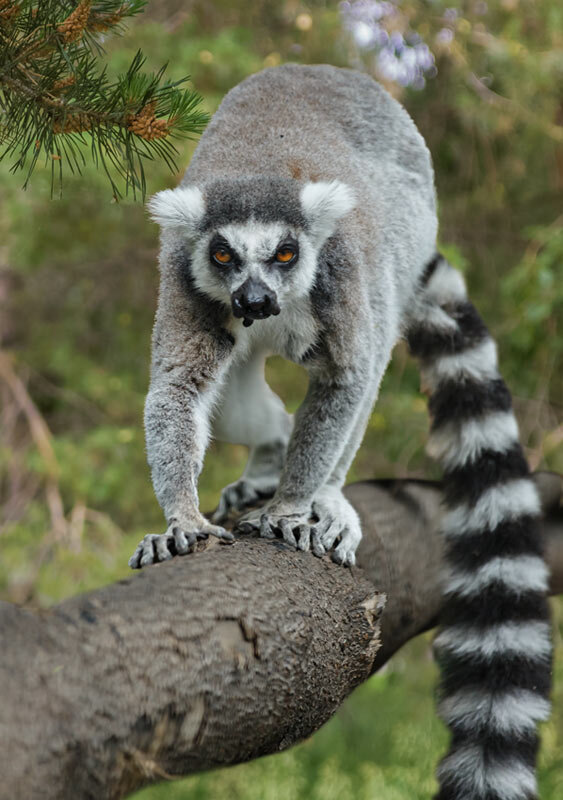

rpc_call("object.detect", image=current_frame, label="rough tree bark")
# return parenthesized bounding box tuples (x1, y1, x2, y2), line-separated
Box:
(0, 473, 561, 800)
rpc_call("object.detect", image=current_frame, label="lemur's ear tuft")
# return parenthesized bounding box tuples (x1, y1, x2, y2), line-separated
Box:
(147, 186, 205, 234)
(300, 180, 356, 244)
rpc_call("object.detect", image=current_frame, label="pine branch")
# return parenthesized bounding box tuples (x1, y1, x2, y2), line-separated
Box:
(0, 1, 210, 197)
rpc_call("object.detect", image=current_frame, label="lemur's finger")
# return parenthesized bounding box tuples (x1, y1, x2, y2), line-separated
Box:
(333, 524, 361, 566)
(331, 548, 345, 566)
(259, 514, 276, 539)
(278, 518, 297, 547)
(178, 530, 196, 549)
(139, 535, 159, 567)
(311, 503, 334, 536)
(208, 526, 234, 542)
(128, 543, 143, 569)
(129, 534, 162, 569)
(314, 515, 338, 549)
(155, 534, 174, 562)
(296, 524, 311, 551)
(332, 533, 356, 567)
(172, 528, 191, 554)
(310, 528, 326, 558)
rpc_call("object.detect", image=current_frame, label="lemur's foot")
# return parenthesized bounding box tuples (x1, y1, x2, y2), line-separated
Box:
(310, 487, 362, 567)
(128, 518, 233, 569)
(212, 476, 278, 524)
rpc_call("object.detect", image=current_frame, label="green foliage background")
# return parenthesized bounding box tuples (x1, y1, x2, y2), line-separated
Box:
(0, 1, 562, 797)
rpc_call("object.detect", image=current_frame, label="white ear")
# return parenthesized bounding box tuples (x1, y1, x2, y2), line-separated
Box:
(147, 186, 205, 234)
(300, 180, 355, 243)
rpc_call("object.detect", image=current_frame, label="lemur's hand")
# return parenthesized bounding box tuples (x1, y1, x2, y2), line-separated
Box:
(235, 489, 361, 567)
(235, 501, 320, 551)
(128, 516, 233, 569)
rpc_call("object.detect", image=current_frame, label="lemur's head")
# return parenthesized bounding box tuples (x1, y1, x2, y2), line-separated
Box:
(148, 176, 355, 326)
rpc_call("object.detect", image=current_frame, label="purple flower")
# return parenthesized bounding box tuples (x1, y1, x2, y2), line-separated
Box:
(436, 27, 454, 45)
(415, 43, 434, 70)
(351, 20, 378, 47)
(340, 0, 438, 89)
(389, 31, 405, 52)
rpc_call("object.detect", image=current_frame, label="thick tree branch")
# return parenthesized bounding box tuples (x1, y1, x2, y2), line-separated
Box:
(0, 535, 384, 800)
(0, 472, 561, 800)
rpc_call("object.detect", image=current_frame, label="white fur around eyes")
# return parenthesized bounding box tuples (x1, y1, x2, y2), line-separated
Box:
(147, 186, 205, 232)
(217, 222, 288, 262)
(300, 181, 356, 244)
(189, 221, 320, 308)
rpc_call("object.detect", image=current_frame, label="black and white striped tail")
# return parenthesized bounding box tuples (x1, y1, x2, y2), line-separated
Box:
(407, 254, 552, 800)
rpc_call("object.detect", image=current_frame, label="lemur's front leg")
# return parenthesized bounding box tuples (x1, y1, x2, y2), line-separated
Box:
(237, 364, 369, 565)
(129, 387, 231, 569)
(308, 375, 381, 564)
(129, 288, 235, 569)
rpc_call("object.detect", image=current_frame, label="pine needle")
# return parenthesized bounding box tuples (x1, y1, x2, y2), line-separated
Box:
(0, 0, 210, 197)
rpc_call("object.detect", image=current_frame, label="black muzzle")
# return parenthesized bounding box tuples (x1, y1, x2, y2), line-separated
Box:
(231, 278, 280, 327)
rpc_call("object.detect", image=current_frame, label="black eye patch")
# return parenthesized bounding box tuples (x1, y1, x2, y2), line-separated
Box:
(272, 236, 299, 266)
(209, 235, 241, 267)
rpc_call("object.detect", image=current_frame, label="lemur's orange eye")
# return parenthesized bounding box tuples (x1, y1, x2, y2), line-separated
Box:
(276, 249, 295, 263)
(213, 249, 232, 264)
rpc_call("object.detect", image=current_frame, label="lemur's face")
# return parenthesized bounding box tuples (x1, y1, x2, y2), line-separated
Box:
(187, 221, 317, 326)
(148, 178, 355, 325)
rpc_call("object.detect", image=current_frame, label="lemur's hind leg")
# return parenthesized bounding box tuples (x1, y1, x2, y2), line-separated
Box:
(212, 351, 292, 523)
(212, 441, 288, 523)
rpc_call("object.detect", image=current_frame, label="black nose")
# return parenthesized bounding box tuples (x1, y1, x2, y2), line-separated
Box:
(231, 279, 280, 321)
(246, 292, 269, 312)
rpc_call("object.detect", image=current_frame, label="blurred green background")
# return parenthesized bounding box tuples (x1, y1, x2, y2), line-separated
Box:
(1, 1, 562, 798)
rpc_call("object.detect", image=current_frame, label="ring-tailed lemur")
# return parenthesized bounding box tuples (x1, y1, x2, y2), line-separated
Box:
(130, 63, 438, 567)
(127, 64, 551, 798)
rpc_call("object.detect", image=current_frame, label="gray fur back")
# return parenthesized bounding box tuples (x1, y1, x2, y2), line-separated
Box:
(184, 64, 434, 200)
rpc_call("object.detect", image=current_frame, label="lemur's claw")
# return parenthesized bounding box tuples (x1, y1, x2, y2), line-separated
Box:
(128, 521, 233, 569)
(295, 524, 312, 551)
(331, 543, 357, 568)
